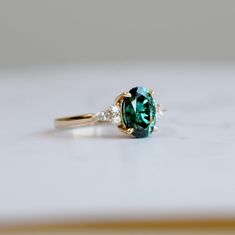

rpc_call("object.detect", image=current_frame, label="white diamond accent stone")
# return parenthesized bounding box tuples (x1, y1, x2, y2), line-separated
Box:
(96, 105, 121, 126)
(96, 111, 105, 120)
(111, 116, 121, 126)
(157, 103, 167, 118)
(110, 105, 119, 113)
(109, 105, 121, 126)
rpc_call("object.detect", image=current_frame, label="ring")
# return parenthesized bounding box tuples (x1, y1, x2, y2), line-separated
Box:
(54, 86, 166, 138)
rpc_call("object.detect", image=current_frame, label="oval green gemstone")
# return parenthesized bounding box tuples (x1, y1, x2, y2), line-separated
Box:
(122, 86, 156, 138)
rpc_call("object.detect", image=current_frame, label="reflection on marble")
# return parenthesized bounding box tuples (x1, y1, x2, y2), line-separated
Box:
(41, 124, 133, 139)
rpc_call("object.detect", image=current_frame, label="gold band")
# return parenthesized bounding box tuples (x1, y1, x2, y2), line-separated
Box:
(55, 113, 99, 129)
(54, 91, 130, 130)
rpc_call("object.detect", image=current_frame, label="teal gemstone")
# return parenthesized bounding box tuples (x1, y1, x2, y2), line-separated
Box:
(122, 86, 156, 138)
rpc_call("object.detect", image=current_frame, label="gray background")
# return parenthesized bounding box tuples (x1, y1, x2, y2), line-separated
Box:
(0, 0, 235, 68)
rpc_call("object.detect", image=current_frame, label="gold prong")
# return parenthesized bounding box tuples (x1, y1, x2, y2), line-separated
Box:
(149, 89, 154, 96)
(123, 92, 131, 97)
(127, 128, 134, 134)
(118, 124, 134, 135)
(115, 92, 131, 103)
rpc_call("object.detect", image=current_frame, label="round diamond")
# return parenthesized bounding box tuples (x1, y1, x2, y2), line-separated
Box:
(111, 116, 121, 126)
(96, 111, 110, 121)
(110, 105, 119, 113)
(96, 105, 121, 125)
(109, 105, 121, 125)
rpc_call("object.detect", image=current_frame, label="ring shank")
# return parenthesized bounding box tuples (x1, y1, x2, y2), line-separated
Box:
(55, 113, 98, 129)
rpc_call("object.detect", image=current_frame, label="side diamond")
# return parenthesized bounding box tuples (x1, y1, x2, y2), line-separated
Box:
(95, 105, 121, 126)
(108, 105, 121, 126)
(156, 104, 167, 117)
(95, 111, 110, 121)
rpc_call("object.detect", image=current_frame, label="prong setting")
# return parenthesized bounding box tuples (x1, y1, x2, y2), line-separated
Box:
(104, 87, 165, 138)
(127, 128, 134, 134)
(118, 124, 134, 135)
(115, 91, 131, 103)
(123, 92, 132, 98)
(149, 89, 154, 96)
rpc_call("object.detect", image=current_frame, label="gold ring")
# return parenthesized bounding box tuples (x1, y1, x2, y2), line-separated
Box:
(54, 86, 166, 138)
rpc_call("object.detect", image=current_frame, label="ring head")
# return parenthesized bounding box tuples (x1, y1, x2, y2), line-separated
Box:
(120, 86, 156, 138)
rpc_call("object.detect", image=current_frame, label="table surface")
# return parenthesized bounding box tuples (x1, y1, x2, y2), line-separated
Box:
(0, 63, 235, 225)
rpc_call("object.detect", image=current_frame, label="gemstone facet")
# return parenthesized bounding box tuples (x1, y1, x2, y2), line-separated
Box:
(122, 86, 156, 138)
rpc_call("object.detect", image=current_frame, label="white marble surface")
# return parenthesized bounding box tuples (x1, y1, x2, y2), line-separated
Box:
(0, 63, 235, 224)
